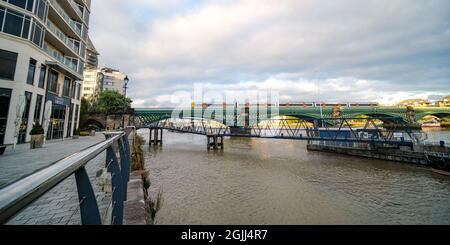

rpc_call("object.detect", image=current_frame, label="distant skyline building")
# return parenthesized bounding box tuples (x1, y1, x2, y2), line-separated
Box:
(81, 68, 101, 100)
(82, 67, 127, 100)
(0, 0, 92, 146)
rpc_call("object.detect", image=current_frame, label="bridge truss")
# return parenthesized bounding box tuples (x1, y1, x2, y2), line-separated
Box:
(147, 117, 421, 147)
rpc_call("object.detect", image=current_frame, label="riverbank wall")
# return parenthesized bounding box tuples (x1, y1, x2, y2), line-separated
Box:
(306, 144, 430, 165)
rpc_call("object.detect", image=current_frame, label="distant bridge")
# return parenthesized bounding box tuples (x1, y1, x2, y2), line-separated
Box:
(134, 105, 450, 127)
(131, 104, 450, 149)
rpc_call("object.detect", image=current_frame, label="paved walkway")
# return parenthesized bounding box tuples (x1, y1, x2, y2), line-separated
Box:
(0, 134, 112, 225)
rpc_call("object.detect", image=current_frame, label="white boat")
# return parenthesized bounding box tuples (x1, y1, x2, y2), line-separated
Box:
(421, 120, 441, 128)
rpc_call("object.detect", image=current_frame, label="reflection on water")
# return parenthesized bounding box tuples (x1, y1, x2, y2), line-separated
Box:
(140, 129, 450, 225)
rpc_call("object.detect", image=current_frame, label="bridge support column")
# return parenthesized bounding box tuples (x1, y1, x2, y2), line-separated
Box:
(149, 128, 163, 146)
(207, 134, 223, 150)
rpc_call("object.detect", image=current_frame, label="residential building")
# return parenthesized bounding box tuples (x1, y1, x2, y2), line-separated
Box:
(81, 67, 100, 100)
(82, 67, 126, 100)
(84, 35, 97, 69)
(398, 98, 431, 107)
(0, 0, 92, 146)
(100, 67, 126, 95)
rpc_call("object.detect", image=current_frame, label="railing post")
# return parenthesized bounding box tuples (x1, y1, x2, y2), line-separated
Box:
(106, 145, 124, 225)
(118, 137, 130, 200)
(75, 167, 102, 225)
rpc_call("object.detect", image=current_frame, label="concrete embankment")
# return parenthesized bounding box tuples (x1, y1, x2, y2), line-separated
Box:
(123, 171, 148, 225)
(307, 144, 429, 165)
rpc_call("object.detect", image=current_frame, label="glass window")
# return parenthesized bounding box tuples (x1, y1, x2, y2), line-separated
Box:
(0, 8, 5, 30)
(26, 58, 36, 85)
(31, 21, 44, 47)
(18, 91, 32, 144)
(26, 0, 34, 11)
(63, 77, 70, 97)
(3, 9, 23, 37)
(71, 81, 76, 98)
(76, 83, 81, 100)
(47, 69, 58, 93)
(8, 0, 27, 9)
(36, 0, 47, 21)
(38, 65, 46, 88)
(0, 49, 18, 80)
(74, 104, 79, 129)
(23, 92, 32, 120)
(21, 16, 30, 39)
(34, 94, 43, 122)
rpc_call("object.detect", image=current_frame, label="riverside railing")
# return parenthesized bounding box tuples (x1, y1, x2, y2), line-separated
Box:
(0, 127, 134, 225)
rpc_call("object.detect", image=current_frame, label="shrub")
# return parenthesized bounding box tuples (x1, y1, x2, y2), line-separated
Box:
(30, 123, 44, 135)
(131, 133, 145, 171)
(79, 131, 90, 136)
(73, 128, 80, 136)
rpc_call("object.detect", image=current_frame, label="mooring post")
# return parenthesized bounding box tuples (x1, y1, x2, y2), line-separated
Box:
(148, 128, 153, 146)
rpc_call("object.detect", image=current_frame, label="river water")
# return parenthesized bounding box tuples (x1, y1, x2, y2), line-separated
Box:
(140, 129, 450, 225)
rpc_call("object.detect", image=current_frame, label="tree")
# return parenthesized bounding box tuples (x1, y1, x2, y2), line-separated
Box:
(96, 90, 132, 115)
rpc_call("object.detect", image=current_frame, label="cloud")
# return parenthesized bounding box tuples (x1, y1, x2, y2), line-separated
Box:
(89, 0, 450, 107)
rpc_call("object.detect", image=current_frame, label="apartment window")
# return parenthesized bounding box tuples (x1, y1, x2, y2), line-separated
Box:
(3, 9, 23, 37)
(4, 0, 34, 12)
(63, 77, 70, 97)
(26, 58, 36, 85)
(74, 104, 79, 130)
(76, 83, 81, 100)
(34, 0, 48, 22)
(0, 8, 4, 29)
(71, 81, 76, 98)
(30, 20, 44, 47)
(21, 16, 30, 39)
(47, 70, 58, 93)
(1, 8, 35, 40)
(0, 49, 18, 80)
(34, 94, 43, 122)
(18, 91, 32, 144)
(38, 65, 46, 88)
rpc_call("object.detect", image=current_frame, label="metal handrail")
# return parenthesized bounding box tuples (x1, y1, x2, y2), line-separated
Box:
(0, 127, 135, 225)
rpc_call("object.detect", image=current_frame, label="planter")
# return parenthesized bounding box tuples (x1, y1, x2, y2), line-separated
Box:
(89, 130, 96, 136)
(30, 134, 44, 149)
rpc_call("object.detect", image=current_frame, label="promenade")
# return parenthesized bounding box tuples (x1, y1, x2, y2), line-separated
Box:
(0, 135, 111, 225)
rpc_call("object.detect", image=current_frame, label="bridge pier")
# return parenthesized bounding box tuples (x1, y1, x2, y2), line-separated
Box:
(149, 128, 163, 146)
(207, 134, 224, 150)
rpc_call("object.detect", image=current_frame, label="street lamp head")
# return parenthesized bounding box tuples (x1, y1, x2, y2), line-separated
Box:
(124, 75, 129, 85)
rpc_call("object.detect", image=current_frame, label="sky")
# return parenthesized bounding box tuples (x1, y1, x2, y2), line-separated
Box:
(88, 0, 450, 107)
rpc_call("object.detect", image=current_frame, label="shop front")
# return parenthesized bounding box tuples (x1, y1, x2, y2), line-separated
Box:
(46, 93, 70, 140)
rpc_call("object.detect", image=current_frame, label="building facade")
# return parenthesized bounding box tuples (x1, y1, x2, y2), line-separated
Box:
(0, 0, 92, 146)
(82, 67, 126, 100)
(84, 35, 97, 69)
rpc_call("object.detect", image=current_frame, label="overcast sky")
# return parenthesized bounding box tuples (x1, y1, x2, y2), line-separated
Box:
(89, 0, 450, 107)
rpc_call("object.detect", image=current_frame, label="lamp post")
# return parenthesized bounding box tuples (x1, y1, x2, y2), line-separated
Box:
(122, 76, 129, 128)
(123, 75, 129, 98)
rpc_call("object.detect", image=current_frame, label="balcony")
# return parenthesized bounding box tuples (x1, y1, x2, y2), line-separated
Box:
(47, 0, 83, 39)
(46, 20, 81, 58)
(59, 0, 88, 25)
(43, 42, 83, 80)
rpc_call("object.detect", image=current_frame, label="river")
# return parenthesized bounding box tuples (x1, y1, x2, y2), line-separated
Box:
(140, 129, 450, 225)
